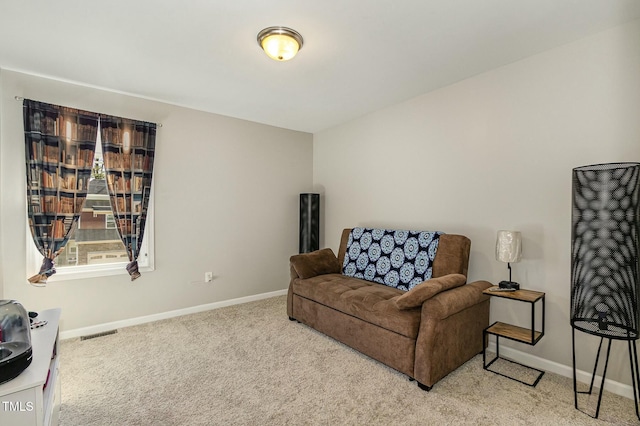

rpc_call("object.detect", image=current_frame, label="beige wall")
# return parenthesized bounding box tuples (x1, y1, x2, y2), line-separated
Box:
(0, 70, 313, 331)
(313, 20, 640, 385)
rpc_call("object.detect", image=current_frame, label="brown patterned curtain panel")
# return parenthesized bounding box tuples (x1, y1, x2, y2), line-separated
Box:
(24, 100, 98, 284)
(100, 116, 156, 281)
(23, 99, 156, 284)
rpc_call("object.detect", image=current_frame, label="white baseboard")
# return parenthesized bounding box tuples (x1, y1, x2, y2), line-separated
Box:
(486, 342, 635, 400)
(60, 289, 288, 340)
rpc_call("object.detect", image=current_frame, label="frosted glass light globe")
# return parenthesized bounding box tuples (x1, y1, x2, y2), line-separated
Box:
(257, 27, 304, 62)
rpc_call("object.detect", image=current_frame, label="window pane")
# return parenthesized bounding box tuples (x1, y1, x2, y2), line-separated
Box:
(56, 137, 128, 267)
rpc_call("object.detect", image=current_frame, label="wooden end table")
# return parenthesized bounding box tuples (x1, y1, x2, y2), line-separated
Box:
(483, 286, 545, 387)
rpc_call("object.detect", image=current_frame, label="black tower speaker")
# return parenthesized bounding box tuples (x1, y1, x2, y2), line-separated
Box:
(571, 162, 640, 420)
(299, 193, 319, 253)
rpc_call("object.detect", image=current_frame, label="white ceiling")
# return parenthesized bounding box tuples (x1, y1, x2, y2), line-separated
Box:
(1, 0, 640, 133)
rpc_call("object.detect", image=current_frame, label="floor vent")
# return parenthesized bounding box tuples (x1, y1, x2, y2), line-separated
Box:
(80, 330, 118, 341)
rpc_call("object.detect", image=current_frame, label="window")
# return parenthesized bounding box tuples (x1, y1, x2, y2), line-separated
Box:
(27, 131, 154, 281)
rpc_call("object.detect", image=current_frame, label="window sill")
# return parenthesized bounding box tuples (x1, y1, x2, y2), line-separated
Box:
(41, 262, 154, 282)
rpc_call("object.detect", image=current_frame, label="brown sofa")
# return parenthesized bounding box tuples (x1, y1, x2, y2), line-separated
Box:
(287, 228, 492, 390)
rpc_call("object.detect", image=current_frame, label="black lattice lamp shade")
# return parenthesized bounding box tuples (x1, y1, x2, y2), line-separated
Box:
(571, 163, 640, 340)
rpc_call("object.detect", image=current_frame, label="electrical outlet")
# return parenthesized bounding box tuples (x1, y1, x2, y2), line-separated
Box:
(205, 272, 213, 282)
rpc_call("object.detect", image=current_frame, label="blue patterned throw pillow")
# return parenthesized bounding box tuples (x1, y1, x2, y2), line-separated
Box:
(342, 227, 443, 291)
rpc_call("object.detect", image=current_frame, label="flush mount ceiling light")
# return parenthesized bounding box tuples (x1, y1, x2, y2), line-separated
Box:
(257, 26, 303, 61)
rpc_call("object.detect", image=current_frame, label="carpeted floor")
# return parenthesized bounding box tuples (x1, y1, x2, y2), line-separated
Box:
(59, 296, 639, 425)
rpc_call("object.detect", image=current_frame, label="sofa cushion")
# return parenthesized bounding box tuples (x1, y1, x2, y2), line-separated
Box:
(394, 274, 467, 310)
(342, 227, 443, 291)
(290, 248, 340, 279)
(292, 274, 421, 339)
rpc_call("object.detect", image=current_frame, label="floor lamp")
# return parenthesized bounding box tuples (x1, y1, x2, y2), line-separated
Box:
(571, 162, 640, 420)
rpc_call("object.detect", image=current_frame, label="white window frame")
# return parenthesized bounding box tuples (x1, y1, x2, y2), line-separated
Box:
(26, 186, 155, 282)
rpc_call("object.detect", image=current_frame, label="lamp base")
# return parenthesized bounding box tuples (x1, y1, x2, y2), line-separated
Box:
(499, 281, 520, 290)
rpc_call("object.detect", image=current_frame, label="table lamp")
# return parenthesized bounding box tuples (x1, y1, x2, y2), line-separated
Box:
(496, 230, 522, 290)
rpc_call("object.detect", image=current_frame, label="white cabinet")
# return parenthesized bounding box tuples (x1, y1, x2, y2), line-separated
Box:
(0, 308, 61, 426)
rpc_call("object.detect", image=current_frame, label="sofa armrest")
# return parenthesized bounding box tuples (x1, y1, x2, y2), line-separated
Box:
(289, 248, 340, 279)
(414, 280, 492, 387)
(421, 280, 492, 320)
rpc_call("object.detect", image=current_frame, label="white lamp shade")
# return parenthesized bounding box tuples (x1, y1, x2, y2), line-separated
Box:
(495, 230, 522, 263)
